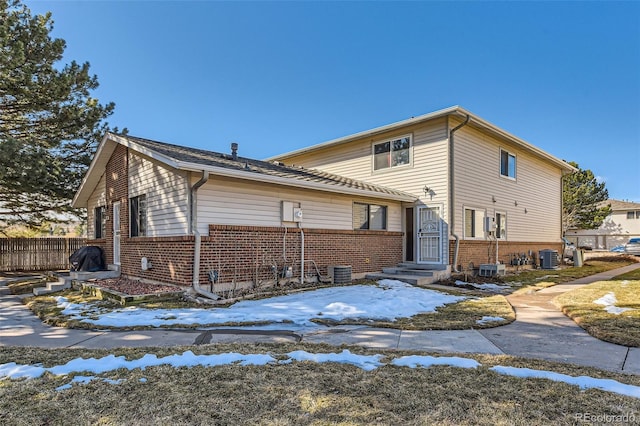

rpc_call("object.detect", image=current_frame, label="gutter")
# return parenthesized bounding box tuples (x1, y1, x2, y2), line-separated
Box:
(448, 114, 471, 273)
(190, 170, 219, 300)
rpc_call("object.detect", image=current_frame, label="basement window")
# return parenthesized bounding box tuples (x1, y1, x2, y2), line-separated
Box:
(94, 206, 106, 239)
(130, 195, 147, 237)
(353, 203, 387, 230)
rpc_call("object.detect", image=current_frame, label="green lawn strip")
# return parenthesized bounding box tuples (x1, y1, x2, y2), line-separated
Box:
(553, 280, 640, 347)
(0, 344, 638, 425)
(502, 257, 638, 293)
(614, 267, 640, 281)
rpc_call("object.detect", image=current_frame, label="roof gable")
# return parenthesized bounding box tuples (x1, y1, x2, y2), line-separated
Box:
(72, 133, 416, 207)
(269, 106, 576, 174)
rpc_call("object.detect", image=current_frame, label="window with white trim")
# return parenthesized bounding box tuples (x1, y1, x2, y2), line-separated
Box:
(627, 211, 640, 219)
(129, 195, 147, 237)
(500, 149, 516, 179)
(94, 206, 106, 239)
(373, 135, 411, 171)
(464, 208, 485, 238)
(495, 212, 507, 239)
(353, 203, 387, 230)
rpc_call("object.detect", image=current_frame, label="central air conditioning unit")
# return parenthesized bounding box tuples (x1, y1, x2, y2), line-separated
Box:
(328, 265, 352, 284)
(539, 249, 559, 269)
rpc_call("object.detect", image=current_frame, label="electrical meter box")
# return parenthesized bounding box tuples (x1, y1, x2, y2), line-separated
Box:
(484, 216, 496, 232)
(282, 201, 303, 223)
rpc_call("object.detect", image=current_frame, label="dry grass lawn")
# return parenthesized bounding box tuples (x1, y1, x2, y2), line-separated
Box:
(1, 343, 638, 425)
(502, 257, 638, 293)
(25, 289, 515, 331)
(553, 279, 640, 347)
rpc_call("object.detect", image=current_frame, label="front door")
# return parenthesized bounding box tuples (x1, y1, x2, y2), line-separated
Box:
(417, 206, 442, 264)
(112, 201, 121, 265)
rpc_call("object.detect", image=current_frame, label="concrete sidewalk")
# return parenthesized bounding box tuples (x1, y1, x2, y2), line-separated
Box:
(1, 263, 639, 374)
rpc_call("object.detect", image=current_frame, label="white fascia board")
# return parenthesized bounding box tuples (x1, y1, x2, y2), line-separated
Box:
(175, 160, 416, 202)
(267, 105, 460, 161)
(71, 133, 115, 208)
(107, 133, 182, 170)
(269, 105, 575, 174)
(452, 108, 577, 174)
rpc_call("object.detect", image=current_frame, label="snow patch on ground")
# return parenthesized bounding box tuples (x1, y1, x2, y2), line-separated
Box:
(491, 366, 640, 399)
(53, 280, 466, 328)
(3, 350, 639, 400)
(476, 316, 506, 325)
(593, 292, 634, 315)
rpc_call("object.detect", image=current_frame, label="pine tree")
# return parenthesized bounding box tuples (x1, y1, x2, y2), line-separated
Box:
(563, 161, 611, 233)
(0, 0, 118, 230)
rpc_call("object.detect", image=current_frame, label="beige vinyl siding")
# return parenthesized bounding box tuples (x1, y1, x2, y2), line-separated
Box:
(452, 120, 562, 242)
(86, 173, 106, 238)
(280, 118, 449, 205)
(196, 175, 402, 235)
(128, 152, 189, 236)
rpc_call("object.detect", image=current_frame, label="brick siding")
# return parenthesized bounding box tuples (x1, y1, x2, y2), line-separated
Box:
(450, 240, 563, 270)
(88, 225, 403, 287)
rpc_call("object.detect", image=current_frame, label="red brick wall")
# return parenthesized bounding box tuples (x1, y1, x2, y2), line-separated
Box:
(96, 225, 403, 287)
(104, 144, 129, 265)
(449, 240, 563, 270)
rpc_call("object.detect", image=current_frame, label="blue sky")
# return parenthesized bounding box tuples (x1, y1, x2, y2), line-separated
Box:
(27, 1, 640, 201)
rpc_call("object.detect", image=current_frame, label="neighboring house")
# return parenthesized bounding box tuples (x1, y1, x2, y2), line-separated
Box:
(72, 133, 415, 292)
(73, 106, 574, 290)
(565, 199, 640, 249)
(270, 106, 575, 271)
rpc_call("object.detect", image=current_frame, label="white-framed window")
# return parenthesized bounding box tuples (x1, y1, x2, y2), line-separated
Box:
(129, 195, 147, 237)
(500, 149, 516, 179)
(495, 211, 507, 239)
(464, 207, 485, 238)
(627, 211, 640, 220)
(353, 203, 387, 230)
(372, 135, 411, 171)
(94, 206, 106, 239)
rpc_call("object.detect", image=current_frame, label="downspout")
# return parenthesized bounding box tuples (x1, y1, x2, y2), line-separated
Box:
(449, 114, 470, 273)
(299, 223, 304, 285)
(190, 170, 219, 299)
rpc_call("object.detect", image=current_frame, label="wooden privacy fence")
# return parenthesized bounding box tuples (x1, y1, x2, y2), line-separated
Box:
(0, 238, 86, 272)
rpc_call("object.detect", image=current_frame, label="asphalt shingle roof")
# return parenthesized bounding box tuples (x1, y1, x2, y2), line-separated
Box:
(119, 134, 416, 200)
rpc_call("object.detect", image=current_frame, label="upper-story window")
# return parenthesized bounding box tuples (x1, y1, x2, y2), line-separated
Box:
(500, 149, 516, 179)
(373, 135, 411, 171)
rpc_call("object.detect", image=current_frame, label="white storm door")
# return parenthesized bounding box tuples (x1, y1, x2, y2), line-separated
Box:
(113, 201, 121, 265)
(417, 206, 442, 264)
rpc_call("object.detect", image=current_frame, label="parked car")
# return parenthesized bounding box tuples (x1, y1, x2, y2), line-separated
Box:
(624, 238, 640, 256)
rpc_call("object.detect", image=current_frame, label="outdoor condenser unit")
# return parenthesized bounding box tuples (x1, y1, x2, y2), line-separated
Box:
(328, 265, 352, 284)
(539, 249, 559, 269)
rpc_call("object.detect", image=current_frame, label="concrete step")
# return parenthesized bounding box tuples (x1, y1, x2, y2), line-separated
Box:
(32, 278, 72, 296)
(382, 267, 434, 277)
(397, 262, 448, 271)
(365, 273, 439, 286)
